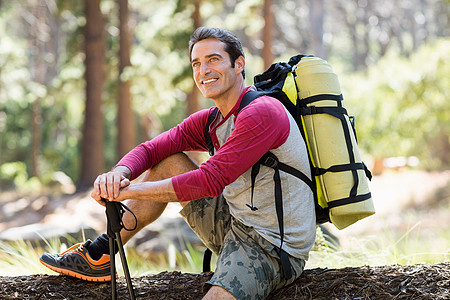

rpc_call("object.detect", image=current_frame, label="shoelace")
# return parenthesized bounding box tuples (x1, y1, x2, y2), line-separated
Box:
(59, 242, 83, 255)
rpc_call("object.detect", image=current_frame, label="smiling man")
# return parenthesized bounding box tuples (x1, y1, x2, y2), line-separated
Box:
(40, 27, 316, 300)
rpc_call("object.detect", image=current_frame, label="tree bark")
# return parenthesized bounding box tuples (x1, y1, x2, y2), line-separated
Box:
(309, 0, 327, 59)
(185, 0, 203, 164)
(117, 0, 135, 159)
(78, 0, 105, 191)
(262, 0, 274, 70)
(30, 0, 47, 178)
(186, 0, 202, 117)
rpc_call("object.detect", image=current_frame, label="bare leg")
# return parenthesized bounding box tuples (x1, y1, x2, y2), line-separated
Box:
(119, 153, 198, 244)
(203, 286, 236, 300)
(117, 153, 236, 299)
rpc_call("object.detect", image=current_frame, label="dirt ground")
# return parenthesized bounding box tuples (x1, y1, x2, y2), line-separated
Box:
(0, 262, 448, 299)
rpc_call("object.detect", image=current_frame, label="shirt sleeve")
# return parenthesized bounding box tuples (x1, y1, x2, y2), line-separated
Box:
(172, 96, 291, 201)
(116, 107, 214, 180)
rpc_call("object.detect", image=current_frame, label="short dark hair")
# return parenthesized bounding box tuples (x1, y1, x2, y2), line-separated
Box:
(189, 27, 245, 79)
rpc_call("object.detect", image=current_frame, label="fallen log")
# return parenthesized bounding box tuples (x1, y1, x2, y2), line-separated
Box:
(0, 263, 448, 299)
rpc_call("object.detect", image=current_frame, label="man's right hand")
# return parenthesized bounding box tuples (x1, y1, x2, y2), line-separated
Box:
(91, 166, 131, 206)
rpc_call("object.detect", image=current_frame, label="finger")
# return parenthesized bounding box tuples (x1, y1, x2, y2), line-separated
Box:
(96, 197, 106, 207)
(106, 173, 115, 200)
(113, 186, 129, 202)
(90, 190, 106, 207)
(98, 174, 108, 199)
(93, 176, 101, 196)
(113, 172, 122, 199)
(120, 177, 130, 188)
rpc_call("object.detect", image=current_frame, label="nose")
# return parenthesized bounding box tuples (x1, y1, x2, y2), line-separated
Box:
(199, 62, 211, 76)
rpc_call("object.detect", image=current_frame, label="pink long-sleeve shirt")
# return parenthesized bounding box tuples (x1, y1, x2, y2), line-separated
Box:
(117, 86, 316, 260)
(117, 87, 290, 201)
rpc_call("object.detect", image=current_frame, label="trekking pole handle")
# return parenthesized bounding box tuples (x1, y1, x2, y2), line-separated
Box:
(104, 199, 123, 236)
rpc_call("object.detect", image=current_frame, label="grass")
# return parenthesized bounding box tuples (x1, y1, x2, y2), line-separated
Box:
(0, 223, 448, 277)
(306, 180, 450, 269)
(124, 242, 214, 277)
(0, 232, 87, 277)
(0, 234, 214, 277)
(307, 221, 450, 269)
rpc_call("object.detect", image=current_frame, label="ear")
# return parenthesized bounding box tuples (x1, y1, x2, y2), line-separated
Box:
(234, 56, 245, 75)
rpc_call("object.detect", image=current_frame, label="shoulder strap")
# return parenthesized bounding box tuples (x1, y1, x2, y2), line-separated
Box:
(204, 90, 262, 156)
(258, 152, 293, 280)
(204, 108, 218, 156)
(239, 90, 261, 111)
(249, 151, 315, 280)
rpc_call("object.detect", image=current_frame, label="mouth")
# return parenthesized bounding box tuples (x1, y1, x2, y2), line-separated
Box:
(201, 78, 218, 85)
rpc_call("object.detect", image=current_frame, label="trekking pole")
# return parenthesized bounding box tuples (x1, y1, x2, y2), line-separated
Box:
(104, 198, 136, 300)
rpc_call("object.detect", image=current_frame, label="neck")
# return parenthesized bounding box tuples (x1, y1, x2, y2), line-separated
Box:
(213, 81, 245, 117)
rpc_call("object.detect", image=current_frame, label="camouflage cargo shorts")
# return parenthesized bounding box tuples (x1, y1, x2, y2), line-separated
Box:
(180, 195, 305, 300)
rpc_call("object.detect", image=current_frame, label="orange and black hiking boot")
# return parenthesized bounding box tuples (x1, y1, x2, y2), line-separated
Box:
(40, 240, 112, 282)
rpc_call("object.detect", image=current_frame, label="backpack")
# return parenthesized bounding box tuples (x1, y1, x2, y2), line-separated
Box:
(203, 54, 375, 278)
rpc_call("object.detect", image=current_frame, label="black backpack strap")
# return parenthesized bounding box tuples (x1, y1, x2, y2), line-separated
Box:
(327, 192, 372, 209)
(204, 108, 218, 156)
(300, 98, 367, 199)
(202, 248, 212, 273)
(302, 93, 343, 106)
(278, 161, 314, 192)
(239, 90, 261, 111)
(258, 152, 292, 280)
(272, 154, 292, 280)
(246, 163, 261, 211)
(255, 151, 316, 279)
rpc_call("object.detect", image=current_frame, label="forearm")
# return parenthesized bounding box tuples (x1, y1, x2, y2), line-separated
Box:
(115, 178, 179, 203)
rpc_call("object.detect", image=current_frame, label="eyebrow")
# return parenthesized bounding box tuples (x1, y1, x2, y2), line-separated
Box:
(191, 52, 224, 63)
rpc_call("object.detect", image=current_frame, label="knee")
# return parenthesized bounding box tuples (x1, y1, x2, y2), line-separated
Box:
(203, 285, 236, 300)
(160, 152, 192, 165)
(144, 153, 198, 181)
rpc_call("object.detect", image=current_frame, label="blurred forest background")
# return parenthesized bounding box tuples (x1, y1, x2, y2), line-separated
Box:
(0, 0, 448, 193)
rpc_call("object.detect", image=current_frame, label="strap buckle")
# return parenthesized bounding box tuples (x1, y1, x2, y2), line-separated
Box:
(263, 155, 278, 169)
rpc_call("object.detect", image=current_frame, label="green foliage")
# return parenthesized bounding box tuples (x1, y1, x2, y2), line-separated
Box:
(0, 0, 448, 193)
(0, 2, 85, 188)
(0, 162, 36, 190)
(341, 39, 450, 169)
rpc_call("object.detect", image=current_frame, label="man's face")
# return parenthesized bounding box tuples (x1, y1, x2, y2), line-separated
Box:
(191, 38, 244, 100)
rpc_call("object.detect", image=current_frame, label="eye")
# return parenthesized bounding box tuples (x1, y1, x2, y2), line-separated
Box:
(192, 61, 200, 68)
(210, 57, 219, 62)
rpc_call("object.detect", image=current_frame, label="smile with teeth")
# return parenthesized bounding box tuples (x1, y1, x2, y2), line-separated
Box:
(202, 78, 218, 85)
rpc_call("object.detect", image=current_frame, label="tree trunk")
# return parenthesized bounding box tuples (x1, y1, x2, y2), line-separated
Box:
(29, 0, 47, 178)
(336, 2, 361, 71)
(78, 0, 105, 191)
(309, 0, 327, 59)
(262, 0, 274, 70)
(192, 0, 202, 29)
(117, 0, 135, 159)
(186, 0, 202, 117)
(31, 101, 41, 177)
(185, 0, 203, 164)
